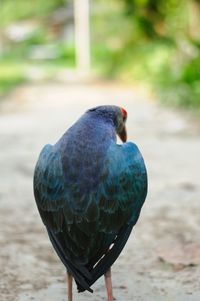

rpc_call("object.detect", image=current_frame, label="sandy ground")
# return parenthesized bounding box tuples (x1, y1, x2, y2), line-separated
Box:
(0, 82, 200, 301)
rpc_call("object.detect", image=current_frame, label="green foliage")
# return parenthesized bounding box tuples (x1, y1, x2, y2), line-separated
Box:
(57, 44, 75, 65)
(0, 0, 200, 109)
(92, 0, 200, 109)
(118, 0, 200, 108)
(156, 54, 200, 108)
(0, 0, 66, 26)
(0, 0, 74, 96)
(119, 0, 188, 40)
(0, 60, 26, 96)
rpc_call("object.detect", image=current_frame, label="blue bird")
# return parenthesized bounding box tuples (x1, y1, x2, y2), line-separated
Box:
(33, 105, 148, 301)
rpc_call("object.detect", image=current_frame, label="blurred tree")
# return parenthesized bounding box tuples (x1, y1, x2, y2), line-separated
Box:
(74, 0, 90, 75)
(120, 0, 189, 41)
(107, 0, 200, 108)
(0, 0, 200, 108)
(0, 0, 66, 26)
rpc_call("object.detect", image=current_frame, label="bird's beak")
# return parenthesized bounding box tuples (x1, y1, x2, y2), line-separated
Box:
(118, 125, 127, 143)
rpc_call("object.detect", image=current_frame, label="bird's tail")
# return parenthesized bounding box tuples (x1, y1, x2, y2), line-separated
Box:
(46, 228, 93, 293)
(47, 222, 134, 293)
(78, 223, 134, 292)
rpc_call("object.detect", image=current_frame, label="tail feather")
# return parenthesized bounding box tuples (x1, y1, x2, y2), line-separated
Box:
(78, 222, 135, 292)
(47, 228, 93, 293)
(92, 223, 133, 282)
(47, 220, 135, 293)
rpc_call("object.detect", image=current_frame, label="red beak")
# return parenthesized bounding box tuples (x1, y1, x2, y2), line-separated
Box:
(118, 125, 127, 142)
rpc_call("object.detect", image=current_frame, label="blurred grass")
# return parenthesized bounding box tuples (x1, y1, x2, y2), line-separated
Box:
(0, 0, 65, 26)
(0, 42, 75, 97)
(0, 0, 73, 97)
(0, 60, 26, 96)
(156, 54, 200, 109)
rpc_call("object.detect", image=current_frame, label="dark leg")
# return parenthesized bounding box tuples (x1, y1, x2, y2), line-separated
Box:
(104, 268, 113, 301)
(67, 271, 73, 301)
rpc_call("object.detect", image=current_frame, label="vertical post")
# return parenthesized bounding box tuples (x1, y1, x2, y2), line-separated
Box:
(74, 0, 90, 76)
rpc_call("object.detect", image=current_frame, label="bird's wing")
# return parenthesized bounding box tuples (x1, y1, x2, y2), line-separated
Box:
(34, 144, 67, 231)
(86, 141, 148, 288)
(98, 141, 147, 233)
(34, 144, 94, 292)
(33, 142, 148, 292)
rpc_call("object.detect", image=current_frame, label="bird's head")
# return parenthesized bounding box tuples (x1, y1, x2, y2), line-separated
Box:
(87, 105, 127, 142)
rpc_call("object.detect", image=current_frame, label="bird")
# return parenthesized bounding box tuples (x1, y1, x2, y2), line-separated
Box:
(33, 105, 148, 301)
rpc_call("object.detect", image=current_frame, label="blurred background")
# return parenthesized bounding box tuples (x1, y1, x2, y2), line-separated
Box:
(0, 1, 200, 301)
(0, 0, 200, 107)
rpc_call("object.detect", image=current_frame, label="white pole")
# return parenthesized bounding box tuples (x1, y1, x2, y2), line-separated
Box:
(74, 0, 90, 75)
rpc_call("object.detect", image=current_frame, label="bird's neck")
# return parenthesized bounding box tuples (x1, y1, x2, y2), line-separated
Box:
(57, 114, 117, 193)
(87, 115, 116, 144)
(68, 114, 116, 145)
(56, 114, 117, 157)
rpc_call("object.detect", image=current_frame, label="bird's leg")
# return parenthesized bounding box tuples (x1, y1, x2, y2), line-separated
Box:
(104, 268, 113, 301)
(67, 271, 73, 301)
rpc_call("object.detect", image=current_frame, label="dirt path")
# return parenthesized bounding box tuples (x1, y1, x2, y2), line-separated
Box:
(0, 82, 200, 301)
